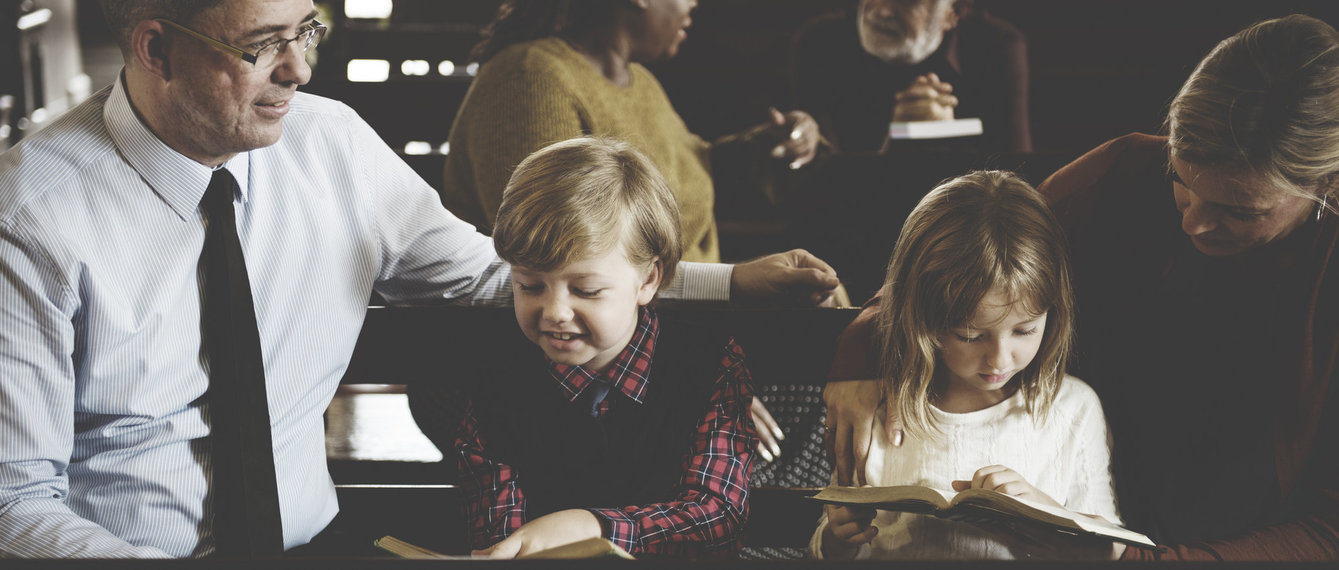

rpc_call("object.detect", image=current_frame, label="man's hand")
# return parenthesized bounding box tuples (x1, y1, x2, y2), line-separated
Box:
(892, 73, 958, 122)
(472, 509, 602, 559)
(823, 379, 902, 486)
(765, 107, 822, 169)
(751, 398, 783, 463)
(730, 249, 839, 306)
(820, 504, 878, 560)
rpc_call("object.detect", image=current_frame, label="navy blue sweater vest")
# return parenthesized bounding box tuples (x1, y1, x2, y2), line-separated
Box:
(471, 317, 730, 520)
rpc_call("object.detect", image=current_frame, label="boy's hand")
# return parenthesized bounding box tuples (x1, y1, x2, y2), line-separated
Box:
(730, 249, 840, 306)
(820, 504, 878, 559)
(952, 465, 1061, 508)
(472, 509, 602, 559)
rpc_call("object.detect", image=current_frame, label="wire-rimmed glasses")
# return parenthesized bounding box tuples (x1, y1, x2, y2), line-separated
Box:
(155, 18, 327, 69)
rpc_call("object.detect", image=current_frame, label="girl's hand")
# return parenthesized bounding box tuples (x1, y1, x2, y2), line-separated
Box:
(471, 509, 602, 559)
(820, 504, 878, 559)
(952, 466, 1124, 560)
(952, 465, 1061, 508)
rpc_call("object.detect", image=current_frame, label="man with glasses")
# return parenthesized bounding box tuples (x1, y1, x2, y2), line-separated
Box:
(0, 0, 839, 558)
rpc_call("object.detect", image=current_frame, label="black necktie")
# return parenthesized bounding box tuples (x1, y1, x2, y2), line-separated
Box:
(199, 168, 284, 557)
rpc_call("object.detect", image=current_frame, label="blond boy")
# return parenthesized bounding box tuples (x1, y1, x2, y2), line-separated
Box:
(455, 138, 758, 559)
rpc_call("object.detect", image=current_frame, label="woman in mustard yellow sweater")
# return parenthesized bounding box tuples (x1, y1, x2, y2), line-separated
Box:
(440, 0, 821, 264)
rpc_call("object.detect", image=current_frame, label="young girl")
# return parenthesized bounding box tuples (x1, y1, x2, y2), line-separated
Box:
(811, 171, 1121, 560)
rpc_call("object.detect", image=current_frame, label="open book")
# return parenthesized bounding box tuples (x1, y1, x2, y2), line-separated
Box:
(809, 485, 1156, 549)
(374, 535, 635, 560)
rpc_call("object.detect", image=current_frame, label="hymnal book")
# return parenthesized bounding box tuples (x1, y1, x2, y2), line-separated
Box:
(374, 535, 465, 559)
(888, 117, 984, 140)
(374, 535, 635, 560)
(809, 485, 1156, 549)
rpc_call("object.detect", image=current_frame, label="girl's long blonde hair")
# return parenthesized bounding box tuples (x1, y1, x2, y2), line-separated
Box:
(876, 171, 1075, 439)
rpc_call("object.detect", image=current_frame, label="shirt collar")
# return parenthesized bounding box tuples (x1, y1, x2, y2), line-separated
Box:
(104, 71, 252, 221)
(549, 308, 658, 406)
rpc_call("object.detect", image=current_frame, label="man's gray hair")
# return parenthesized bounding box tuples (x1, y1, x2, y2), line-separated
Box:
(99, 0, 223, 54)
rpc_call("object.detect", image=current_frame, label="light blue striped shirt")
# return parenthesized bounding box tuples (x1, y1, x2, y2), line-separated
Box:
(0, 77, 730, 558)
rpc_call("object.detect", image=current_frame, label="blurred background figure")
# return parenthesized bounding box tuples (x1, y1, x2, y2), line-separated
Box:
(438, 0, 820, 265)
(792, 0, 1030, 153)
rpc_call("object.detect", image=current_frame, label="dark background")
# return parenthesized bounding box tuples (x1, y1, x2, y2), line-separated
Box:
(297, 0, 1339, 156)
(40, 0, 1339, 296)
(49, 0, 1339, 158)
(651, 0, 1339, 152)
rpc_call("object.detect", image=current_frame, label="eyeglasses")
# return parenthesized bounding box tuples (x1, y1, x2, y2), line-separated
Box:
(155, 18, 326, 69)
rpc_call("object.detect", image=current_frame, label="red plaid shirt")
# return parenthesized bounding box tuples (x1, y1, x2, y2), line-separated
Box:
(455, 309, 757, 557)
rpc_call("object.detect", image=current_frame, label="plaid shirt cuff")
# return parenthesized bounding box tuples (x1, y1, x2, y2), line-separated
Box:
(588, 508, 640, 553)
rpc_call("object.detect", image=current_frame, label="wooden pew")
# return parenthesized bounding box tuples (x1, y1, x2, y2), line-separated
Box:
(330, 304, 861, 555)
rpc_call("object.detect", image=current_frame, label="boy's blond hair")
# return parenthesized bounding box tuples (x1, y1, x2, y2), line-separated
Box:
(876, 171, 1075, 439)
(493, 137, 682, 291)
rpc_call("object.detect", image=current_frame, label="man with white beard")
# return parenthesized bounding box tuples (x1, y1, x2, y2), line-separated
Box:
(792, 0, 1031, 153)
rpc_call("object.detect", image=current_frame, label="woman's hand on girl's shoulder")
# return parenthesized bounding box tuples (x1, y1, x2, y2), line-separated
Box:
(751, 398, 783, 463)
(823, 379, 903, 486)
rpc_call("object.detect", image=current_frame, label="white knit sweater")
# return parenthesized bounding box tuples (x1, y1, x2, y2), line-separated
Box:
(810, 375, 1120, 560)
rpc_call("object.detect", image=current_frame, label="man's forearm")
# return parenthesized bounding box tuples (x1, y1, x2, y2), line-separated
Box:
(0, 496, 171, 558)
(660, 262, 732, 302)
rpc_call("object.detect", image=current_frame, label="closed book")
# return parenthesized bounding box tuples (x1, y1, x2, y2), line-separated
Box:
(889, 117, 984, 140)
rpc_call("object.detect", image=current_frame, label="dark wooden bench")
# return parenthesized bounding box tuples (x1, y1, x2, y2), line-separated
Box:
(329, 304, 861, 555)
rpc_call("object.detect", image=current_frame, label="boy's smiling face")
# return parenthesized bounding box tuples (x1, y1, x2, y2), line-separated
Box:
(511, 245, 661, 373)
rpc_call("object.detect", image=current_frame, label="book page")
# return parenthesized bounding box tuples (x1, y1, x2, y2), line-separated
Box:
(810, 487, 1156, 549)
(375, 535, 637, 560)
(952, 490, 1156, 548)
(810, 485, 954, 511)
(374, 535, 473, 559)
